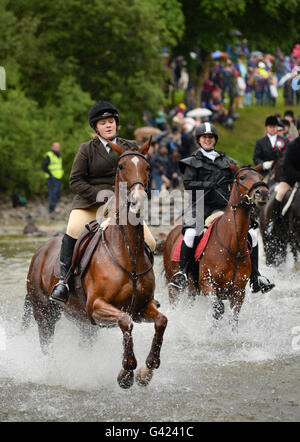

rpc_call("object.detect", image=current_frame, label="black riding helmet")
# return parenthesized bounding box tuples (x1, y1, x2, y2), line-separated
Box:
(195, 122, 218, 145)
(88, 100, 120, 129)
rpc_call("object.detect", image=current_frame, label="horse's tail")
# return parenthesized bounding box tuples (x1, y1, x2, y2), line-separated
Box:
(21, 293, 33, 331)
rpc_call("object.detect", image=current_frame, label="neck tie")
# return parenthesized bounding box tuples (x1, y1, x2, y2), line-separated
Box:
(108, 142, 118, 161)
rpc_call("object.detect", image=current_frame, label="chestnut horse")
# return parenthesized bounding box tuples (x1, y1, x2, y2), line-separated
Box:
(163, 164, 269, 328)
(24, 138, 167, 389)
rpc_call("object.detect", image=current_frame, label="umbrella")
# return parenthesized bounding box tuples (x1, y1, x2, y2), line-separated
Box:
(186, 108, 212, 118)
(182, 117, 197, 126)
(229, 29, 242, 37)
(250, 51, 263, 57)
(134, 126, 161, 139)
(152, 129, 170, 144)
(211, 51, 227, 59)
(278, 72, 296, 87)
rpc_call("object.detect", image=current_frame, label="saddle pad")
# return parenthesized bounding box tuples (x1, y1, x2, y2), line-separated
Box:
(171, 217, 219, 262)
(54, 222, 102, 279)
(78, 228, 102, 277)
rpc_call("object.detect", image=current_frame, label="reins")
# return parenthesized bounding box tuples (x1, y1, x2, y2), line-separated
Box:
(214, 167, 268, 295)
(102, 149, 153, 314)
(232, 167, 269, 208)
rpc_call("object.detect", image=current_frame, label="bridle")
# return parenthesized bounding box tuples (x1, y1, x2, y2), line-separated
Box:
(102, 149, 153, 314)
(232, 167, 269, 208)
(116, 150, 150, 193)
(214, 167, 269, 297)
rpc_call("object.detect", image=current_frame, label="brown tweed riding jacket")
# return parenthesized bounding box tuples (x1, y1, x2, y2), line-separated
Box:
(69, 136, 138, 210)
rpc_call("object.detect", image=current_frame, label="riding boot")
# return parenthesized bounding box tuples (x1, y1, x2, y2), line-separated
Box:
(50, 234, 77, 304)
(249, 244, 275, 294)
(169, 241, 194, 290)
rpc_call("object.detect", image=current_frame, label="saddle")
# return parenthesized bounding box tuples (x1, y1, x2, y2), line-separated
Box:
(54, 220, 102, 308)
(171, 218, 220, 290)
(171, 217, 219, 263)
(54, 219, 154, 307)
(72, 220, 102, 276)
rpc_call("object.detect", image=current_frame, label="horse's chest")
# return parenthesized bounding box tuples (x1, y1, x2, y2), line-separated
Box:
(200, 255, 250, 286)
(113, 278, 153, 308)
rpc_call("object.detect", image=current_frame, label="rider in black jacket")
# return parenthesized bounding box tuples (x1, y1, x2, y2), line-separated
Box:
(270, 120, 300, 231)
(170, 122, 275, 294)
(253, 115, 287, 176)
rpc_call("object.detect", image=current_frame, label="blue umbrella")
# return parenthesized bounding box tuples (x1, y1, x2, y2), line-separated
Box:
(250, 51, 263, 57)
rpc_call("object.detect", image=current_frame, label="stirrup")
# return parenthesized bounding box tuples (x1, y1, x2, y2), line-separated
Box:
(49, 281, 70, 304)
(250, 276, 275, 294)
(169, 271, 188, 290)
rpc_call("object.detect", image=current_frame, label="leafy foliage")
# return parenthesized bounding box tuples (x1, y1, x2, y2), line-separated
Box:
(0, 0, 183, 194)
(0, 0, 299, 195)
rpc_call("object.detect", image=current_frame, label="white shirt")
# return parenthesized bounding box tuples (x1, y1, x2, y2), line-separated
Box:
(98, 135, 117, 153)
(267, 134, 277, 148)
(200, 148, 220, 162)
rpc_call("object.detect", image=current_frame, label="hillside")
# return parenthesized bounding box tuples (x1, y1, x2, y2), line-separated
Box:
(216, 94, 299, 166)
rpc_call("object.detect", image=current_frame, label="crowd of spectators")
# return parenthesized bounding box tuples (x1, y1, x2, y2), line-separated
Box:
(138, 42, 300, 194)
(173, 42, 300, 112)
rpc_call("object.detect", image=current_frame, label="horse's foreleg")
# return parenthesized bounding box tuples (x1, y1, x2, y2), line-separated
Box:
(136, 300, 168, 386)
(168, 284, 179, 304)
(229, 292, 245, 333)
(207, 289, 225, 324)
(34, 302, 61, 354)
(21, 293, 33, 332)
(91, 299, 137, 389)
(211, 296, 225, 322)
(290, 234, 300, 270)
(78, 322, 98, 349)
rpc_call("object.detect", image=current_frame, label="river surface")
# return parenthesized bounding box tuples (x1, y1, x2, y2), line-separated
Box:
(0, 223, 299, 422)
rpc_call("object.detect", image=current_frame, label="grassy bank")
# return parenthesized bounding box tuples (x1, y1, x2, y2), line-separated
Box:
(214, 93, 299, 166)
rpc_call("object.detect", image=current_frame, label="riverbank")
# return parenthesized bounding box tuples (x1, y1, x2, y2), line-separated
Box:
(0, 194, 71, 236)
(0, 194, 170, 254)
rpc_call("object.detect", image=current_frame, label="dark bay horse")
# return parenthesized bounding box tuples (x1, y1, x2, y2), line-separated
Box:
(24, 138, 167, 389)
(163, 164, 269, 328)
(259, 183, 300, 269)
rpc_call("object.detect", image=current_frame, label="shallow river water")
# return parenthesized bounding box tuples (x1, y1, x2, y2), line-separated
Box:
(0, 227, 299, 422)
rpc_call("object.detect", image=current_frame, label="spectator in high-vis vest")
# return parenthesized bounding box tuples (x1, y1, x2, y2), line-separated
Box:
(42, 142, 64, 214)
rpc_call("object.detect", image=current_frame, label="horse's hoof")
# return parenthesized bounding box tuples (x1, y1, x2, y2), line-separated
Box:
(117, 369, 134, 389)
(135, 366, 154, 387)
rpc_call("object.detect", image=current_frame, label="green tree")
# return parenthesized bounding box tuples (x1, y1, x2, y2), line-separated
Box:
(0, 75, 92, 195)
(7, 0, 184, 133)
(0, 0, 185, 195)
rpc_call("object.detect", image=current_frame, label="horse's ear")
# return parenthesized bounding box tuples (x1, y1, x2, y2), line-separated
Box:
(139, 136, 152, 156)
(108, 140, 125, 157)
(254, 163, 263, 173)
(228, 161, 239, 175)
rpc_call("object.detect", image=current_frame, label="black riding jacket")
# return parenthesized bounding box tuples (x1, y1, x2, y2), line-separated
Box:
(253, 135, 287, 176)
(179, 149, 235, 221)
(283, 136, 300, 183)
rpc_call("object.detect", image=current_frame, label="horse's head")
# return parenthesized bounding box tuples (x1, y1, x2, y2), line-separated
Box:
(108, 137, 152, 218)
(229, 163, 269, 209)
